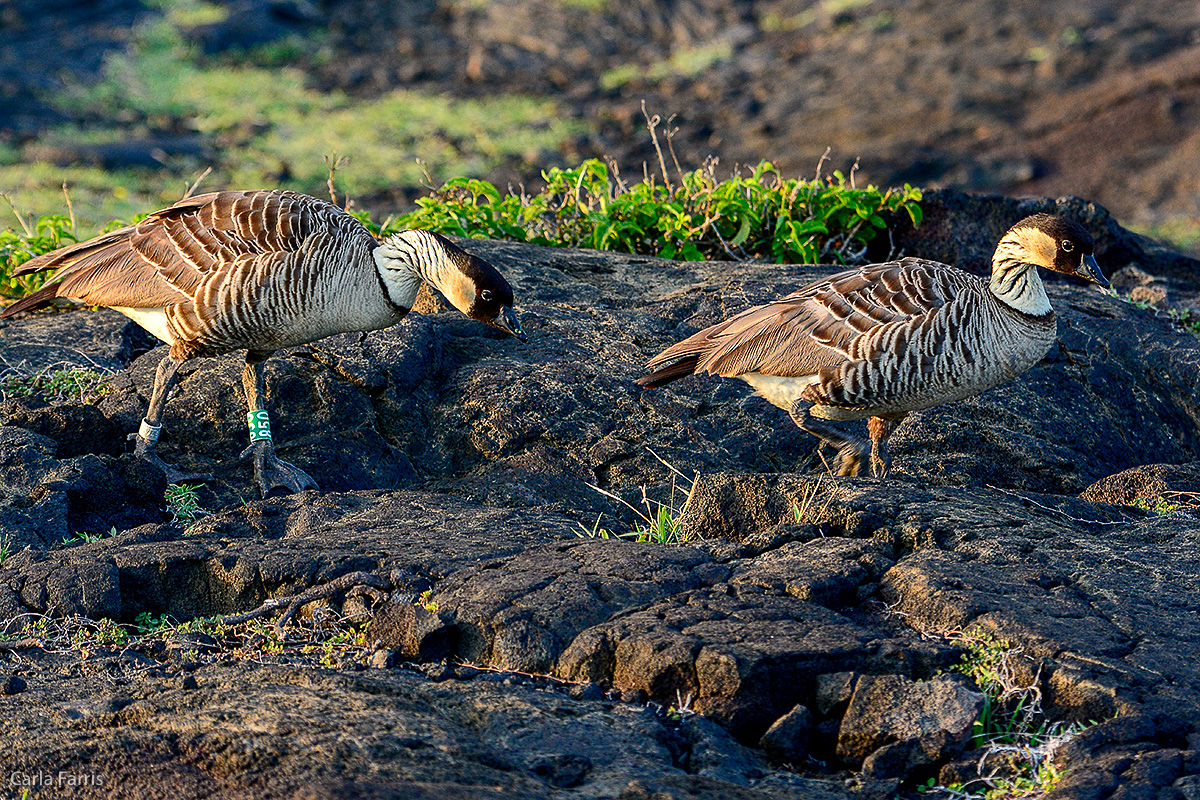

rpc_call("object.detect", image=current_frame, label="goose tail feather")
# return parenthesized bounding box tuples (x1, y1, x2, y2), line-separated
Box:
(635, 353, 702, 388)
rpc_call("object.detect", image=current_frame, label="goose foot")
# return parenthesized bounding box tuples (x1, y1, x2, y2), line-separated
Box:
(130, 432, 214, 484)
(867, 414, 908, 479)
(240, 440, 318, 497)
(789, 401, 869, 477)
(868, 445, 889, 479)
(833, 442, 869, 477)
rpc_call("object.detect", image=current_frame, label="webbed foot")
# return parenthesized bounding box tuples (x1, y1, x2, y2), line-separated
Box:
(789, 400, 870, 478)
(867, 447, 890, 479)
(240, 440, 318, 497)
(833, 442, 869, 477)
(129, 432, 214, 484)
(866, 414, 907, 479)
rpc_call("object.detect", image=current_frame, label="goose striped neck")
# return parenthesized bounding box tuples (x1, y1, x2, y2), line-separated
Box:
(989, 246, 1052, 316)
(374, 230, 452, 310)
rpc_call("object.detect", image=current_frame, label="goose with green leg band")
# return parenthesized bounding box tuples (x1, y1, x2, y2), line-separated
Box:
(0, 189, 524, 497)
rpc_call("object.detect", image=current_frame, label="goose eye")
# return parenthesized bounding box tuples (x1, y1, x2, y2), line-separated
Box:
(1061, 240, 1075, 253)
(481, 289, 493, 301)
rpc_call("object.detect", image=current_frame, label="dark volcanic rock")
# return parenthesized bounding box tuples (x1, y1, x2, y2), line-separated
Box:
(0, 673, 26, 695)
(835, 674, 983, 774)
(759, 704, 813, 763)
(2, 200, 1200, 795)
(1, 660, 814, 800)
(369, 597, 453, 662)
(1081, 462, 1200, 506)
(0, 427, 165, 550)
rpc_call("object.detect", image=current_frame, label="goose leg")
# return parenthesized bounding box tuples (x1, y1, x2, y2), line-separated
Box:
(789, 400, 869, 477)
(131, 351, 214, 484)
(867, 413, 907, 478)
(238, 352, 318, 497)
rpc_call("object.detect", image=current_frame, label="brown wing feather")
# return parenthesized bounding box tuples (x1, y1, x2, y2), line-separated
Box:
(639, 259, 973, 386)
(1, 190, 371, 317)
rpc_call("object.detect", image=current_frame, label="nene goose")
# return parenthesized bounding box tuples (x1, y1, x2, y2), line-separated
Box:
(636, 214, 1109, 477)
(0, 190, 525, 495)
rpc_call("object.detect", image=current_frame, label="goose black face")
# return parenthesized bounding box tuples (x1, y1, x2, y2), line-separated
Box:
(446, 244, 526, 341)
(1014, 214, 1109, 288)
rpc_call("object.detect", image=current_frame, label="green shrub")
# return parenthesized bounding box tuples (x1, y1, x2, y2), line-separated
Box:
(391, 158, 922, 264)
(0, 210, 79, 298)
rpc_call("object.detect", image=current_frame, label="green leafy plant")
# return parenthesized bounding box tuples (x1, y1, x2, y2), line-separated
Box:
(134, 611, 174, 636)
(301, 627, 369, 669)
(0, 533, 13, 566)
(417, 589, 439, 613)
(1132, 495, 1184, 517)
(0, 198, 79, 299)
(394, 155, 921, 264)
(1169, 308, 1200, 341)
(70, 617, 129, 647)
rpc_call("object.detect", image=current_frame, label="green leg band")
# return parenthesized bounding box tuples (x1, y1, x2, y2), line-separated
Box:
(247, 410, 272, 442)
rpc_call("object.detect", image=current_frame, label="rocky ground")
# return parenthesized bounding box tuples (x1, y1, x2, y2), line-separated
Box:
(2, 193, 1200, 797)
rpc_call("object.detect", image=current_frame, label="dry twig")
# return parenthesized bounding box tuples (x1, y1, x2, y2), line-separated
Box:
(221, 570, 390, 634)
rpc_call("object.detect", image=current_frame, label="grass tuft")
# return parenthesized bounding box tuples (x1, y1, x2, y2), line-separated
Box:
(165, 483, 207, 531)
(0, 362, 114, 405)
(918, 627, 1098, 799)
(62, 527, 118, 546)
(0, 609, 373, 670)
(578, 451, 697, 544)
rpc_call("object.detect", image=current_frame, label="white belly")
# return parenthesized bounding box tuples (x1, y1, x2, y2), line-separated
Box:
(110, 307, 175, 344)
(739, 372, 820, 411)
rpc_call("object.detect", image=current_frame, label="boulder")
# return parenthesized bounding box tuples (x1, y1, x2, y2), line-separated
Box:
(759, 704, 813, 763)
(835, 674, 984, 775)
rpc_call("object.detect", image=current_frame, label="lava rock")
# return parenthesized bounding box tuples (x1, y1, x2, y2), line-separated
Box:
(835, 674, 985, 775)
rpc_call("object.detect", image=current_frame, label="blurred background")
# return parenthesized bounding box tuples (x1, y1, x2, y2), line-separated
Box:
(1, 0, 1197, 250)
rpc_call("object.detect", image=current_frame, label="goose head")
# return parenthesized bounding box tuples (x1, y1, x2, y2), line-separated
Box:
(377, 230, 526, 340)
(995, 214, 1109, 288)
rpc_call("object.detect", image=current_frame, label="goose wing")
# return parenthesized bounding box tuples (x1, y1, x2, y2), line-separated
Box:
(641, 259, 972, 384)
(3, 190, 371, 315)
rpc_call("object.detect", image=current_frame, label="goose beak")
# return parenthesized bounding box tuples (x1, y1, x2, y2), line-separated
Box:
(1076, 253, 1110, 289)
(493, 306, 527, 341)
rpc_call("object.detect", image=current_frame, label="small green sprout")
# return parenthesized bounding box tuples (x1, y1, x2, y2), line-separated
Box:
(165, 483, 204, 527)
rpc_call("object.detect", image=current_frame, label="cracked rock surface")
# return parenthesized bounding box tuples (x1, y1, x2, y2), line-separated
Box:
(2, 193, 1200, 797)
